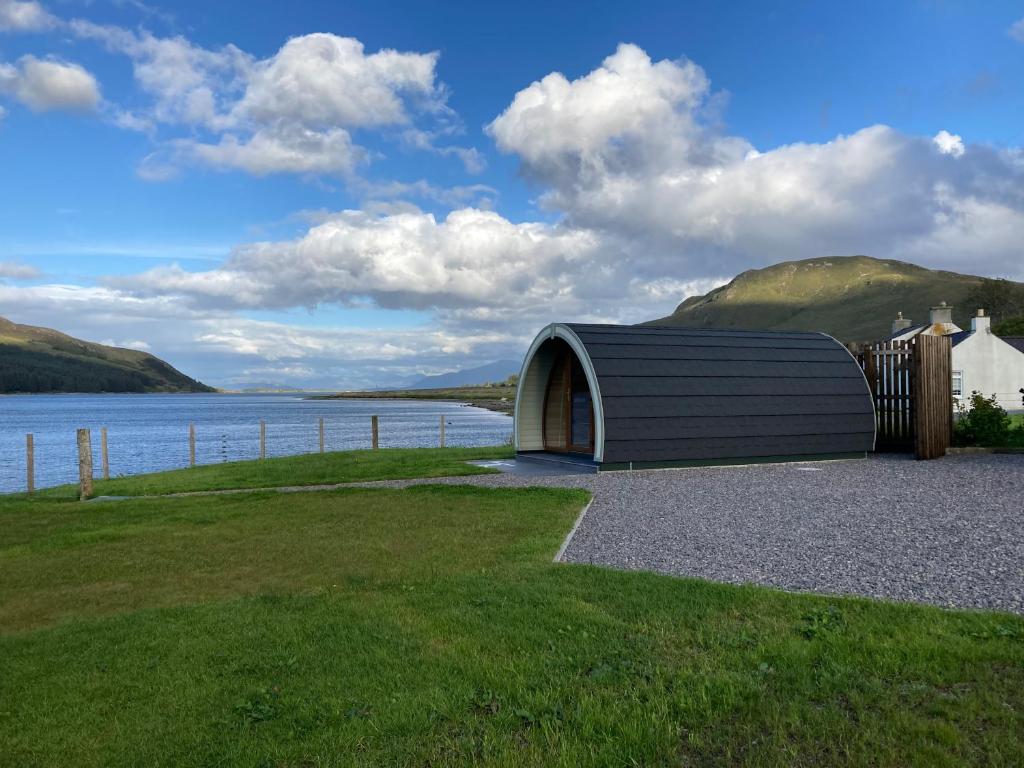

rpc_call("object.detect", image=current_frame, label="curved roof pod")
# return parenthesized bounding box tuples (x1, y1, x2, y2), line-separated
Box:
(515, 323, 876, 469)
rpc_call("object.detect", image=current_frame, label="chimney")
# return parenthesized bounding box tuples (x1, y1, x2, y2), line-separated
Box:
(891, 311, 912, 335)
(971, 308, 991, 334)
(929, 301, 953, 326)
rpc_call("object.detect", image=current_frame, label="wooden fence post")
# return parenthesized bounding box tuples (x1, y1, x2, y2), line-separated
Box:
(371, 415, 379, 450)
(77, 428, 93, 500)
(439, 415, 446, 448)
(100, 427, 110, 480)
(189, 423, 196, 467)
(259, 420, 266, 459)
(26, 433, 34, 496)
(319, 417, 325, 454)
(912, 335, 952, 460)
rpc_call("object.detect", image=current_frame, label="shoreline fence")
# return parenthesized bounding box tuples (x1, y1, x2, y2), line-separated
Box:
(15, 413, 508, 498)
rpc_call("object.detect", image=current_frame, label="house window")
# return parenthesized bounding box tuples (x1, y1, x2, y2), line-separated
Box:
(952, 370, 963, 398)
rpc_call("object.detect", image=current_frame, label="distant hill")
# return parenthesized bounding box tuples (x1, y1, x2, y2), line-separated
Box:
(0, 316, 215, 394)
(650, 256, 1024, 342)
(407, 359, 519, 390)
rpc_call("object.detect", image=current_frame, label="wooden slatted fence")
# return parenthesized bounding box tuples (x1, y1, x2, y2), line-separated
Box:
(850, 335, 952, 459)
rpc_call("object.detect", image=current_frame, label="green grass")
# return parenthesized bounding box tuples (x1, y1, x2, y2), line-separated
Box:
(34, 446, 514, 498)
(1, 453, 1022, 766)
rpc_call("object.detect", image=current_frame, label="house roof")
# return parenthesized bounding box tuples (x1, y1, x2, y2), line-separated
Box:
(1001, 336, 1024, 354)
(887, 324, 926, 341)
(949, 330, 973, 347)
(559, 323, 876, 464)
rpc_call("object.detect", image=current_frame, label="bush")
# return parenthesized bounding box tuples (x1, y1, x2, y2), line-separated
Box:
(954, 392, 1011, 446)
(993, 315, 1024, 336)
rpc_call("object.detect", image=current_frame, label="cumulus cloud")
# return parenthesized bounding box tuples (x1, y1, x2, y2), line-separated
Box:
(8, 41, 1024, 389)
(69, 22, 477, 179)
(70, 20, 250, 128)
(235, 34, 438, 128)
(488, 43, 1024, 279)
(108, 43, 1024, 353)
(0, 55, 100, 112)
(109, 203, 727, 347)
(114, 207, 604, 311)
(0, 0, 56, 32)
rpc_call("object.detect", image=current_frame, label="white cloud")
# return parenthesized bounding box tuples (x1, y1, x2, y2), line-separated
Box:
(70, 20, 250, 129)
(488, 43, 1024, 279)
(1009, 17, 1024, 43)
(933, 129, 964, 157)
(69, 22, 476, 179)
(0, 0, 56, 32)
(234, 34, 438, 129)
(109, 43, 1024, 357)
(489, 43, 714, 176)
(108, 202, 728, 354)
(6, 41, 1024, 389)
(114, 207, 605, 312)
(0, 259, 40, 278)
(176, 124, 363, 176)
(0, 55, 100, 112)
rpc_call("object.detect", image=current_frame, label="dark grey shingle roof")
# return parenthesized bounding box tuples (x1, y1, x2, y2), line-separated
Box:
(949, 330, 973, 347)
(887, 324, 926, 340)
(1002, 337, 1024, 354)
(564, 324, 875, 464)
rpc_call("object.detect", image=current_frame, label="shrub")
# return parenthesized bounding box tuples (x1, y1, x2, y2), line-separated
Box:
(993, 314, 1024, 336)
(954, 392, 1011, 446)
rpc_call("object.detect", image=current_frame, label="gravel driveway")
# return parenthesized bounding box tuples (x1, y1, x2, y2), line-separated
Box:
(372, 453, 1024, 613)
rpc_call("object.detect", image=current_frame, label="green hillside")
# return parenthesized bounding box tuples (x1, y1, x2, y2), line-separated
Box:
(650, 256, 1024, 342)
(0, 316, 215, 394)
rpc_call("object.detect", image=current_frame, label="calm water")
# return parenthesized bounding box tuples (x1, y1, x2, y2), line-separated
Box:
(0, 393, 513, 494)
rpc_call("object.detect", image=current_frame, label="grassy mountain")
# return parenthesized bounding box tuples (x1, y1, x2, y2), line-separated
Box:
(650, 256, 1024, 342)
(0, 316, 215, 394)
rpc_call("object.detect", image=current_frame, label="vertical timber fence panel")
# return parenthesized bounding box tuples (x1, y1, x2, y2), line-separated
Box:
(855, 336, 951, 460)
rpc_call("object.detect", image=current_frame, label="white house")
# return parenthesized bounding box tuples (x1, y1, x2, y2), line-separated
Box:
(890, 304, 1024, 412)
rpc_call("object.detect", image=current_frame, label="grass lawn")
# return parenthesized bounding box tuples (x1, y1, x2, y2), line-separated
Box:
(32, 446, 514, 498)
(1, 456, 1022, 765)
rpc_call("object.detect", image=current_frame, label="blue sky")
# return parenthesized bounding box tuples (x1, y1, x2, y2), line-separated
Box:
(1, 0, 1023, 388)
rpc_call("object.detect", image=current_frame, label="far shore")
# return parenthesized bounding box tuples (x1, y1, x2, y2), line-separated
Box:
(311, 384, 516, 415)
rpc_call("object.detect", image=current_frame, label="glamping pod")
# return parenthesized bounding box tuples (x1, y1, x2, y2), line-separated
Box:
(514, 324, 876, 470)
